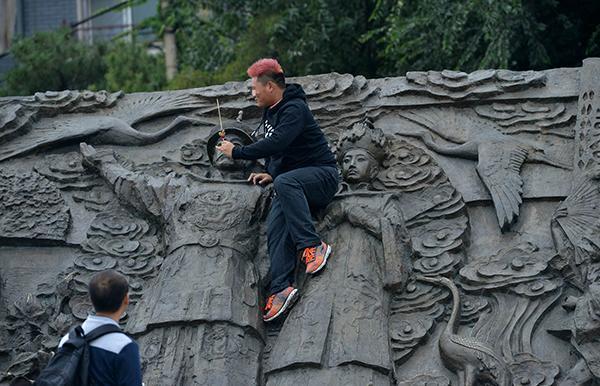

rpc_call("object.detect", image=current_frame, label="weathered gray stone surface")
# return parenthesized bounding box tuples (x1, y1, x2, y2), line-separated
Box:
(0, 59, 599, 385)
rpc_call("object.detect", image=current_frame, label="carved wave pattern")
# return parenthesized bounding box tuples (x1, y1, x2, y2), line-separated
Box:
(0, 169, 70, 241)
(460, 242, 564, 369)
(475, 101, 575, 138)
(459, 242, 560, 295)
(80, 209, 162, 277)
(508, 352, 559, 386)
(389, 280, 448, 364)
(378, 139, 468, 272)
(384, 138, 469, 369)
(35, 152, 105, 190)
(380, 69, 546, 100)
(61, 208, 164, 321)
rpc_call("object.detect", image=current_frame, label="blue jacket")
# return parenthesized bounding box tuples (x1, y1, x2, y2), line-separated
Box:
(59, 315, 142, 386)
(232, 84, 337, 178)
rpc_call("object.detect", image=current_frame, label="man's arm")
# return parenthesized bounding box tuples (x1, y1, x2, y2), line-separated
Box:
(80, 143, 165, 219)
(115, 341, 143, 386)
(231, 105, 305, 160)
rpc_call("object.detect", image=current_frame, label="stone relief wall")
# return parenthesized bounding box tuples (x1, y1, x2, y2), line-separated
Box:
(0, 58, 599, 385)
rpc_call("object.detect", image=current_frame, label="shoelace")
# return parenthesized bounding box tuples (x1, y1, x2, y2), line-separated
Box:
(303, 247, 317, 264)
(264, 294, 275, 312)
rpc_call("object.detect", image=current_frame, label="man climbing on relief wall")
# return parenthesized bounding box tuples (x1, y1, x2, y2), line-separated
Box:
(216, 58, 340, 322)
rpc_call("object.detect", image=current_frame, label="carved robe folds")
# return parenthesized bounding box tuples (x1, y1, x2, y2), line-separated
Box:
(267, 193, 411, 386)
(94, 159, 267, 386)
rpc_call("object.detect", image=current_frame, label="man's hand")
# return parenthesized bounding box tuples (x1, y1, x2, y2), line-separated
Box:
(248, 173, 273, 185)
(215, 140, 234, 159)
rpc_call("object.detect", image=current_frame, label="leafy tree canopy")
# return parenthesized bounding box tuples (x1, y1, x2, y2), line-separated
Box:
(1, 0, 599, 94)
(152, 0, 599, 82)
(0, 29, 166, 96)
(1, 29, 106, 96)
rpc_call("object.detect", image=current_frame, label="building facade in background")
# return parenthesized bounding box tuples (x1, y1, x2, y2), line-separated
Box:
(0, 0, 157, 81)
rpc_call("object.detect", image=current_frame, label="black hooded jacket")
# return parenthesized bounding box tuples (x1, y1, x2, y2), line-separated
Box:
(232, 83, 336, 179)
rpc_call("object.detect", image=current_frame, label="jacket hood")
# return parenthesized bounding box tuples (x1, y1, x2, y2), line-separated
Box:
(282, 83, 306, 102)
(265, 83, 306, 115)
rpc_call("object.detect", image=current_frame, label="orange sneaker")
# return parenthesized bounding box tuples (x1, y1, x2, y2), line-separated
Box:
(263, 286, 299, 322)
(301, 241, 332, 274)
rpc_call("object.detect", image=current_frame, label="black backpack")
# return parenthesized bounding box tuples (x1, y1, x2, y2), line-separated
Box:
(34, 324, 124, 386)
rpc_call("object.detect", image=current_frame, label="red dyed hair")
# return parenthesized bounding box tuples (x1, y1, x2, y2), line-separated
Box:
(247, 58, 284, 78)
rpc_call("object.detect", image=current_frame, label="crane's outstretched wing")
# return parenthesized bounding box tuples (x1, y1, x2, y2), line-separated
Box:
(476, 142, 527, 231)
(109, 92, 208, 125)
(399, 107, 499, 144)
(0, 116, 117, 162)
(0, 92, 209, 162)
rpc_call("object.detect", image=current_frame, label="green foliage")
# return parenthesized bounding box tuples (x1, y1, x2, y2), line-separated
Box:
(588, 25, 600, 57)
(143, 0, 247, 73)
(167, 67, 231, 89)
(104, 40, 166, 92)
(0, 29, 167, 96)
(1, 29, 106, 96)
(368, 0, 600, 74)
(158, 0, 599, 83)
(2, 0, 599, 96)
(261, 0, 378, 76)
(366, 0, 552, 74)
(152, 0, 380, 89)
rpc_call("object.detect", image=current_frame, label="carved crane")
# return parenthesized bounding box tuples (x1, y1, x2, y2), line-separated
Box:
(416, 275, 511, 386)
(0, 91, 212, 162)
(551, 169, 600, 286)
(399, 109, 571, 231)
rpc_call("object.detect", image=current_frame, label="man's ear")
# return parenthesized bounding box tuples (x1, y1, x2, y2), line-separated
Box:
(123, 292, 130, 307)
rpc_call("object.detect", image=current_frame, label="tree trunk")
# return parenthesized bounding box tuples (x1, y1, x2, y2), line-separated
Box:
(160, 0, 177, 81)
(0, 0, 17, 53)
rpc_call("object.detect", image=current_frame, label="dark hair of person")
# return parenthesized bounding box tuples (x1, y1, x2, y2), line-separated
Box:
(88, 269, 129, 313)
(257, 71, 286, 89)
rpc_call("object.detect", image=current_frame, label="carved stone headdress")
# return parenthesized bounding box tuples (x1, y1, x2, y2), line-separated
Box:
(336, 118, 387, 164)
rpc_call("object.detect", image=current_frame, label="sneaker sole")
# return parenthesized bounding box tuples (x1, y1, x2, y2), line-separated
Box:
(307, 245, 331, 275)
(263, 288, 299, 322)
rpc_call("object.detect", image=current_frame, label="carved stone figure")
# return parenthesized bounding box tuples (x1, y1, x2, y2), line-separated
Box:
(78, 126, 268, 385)
(265, 120, 412, 386)
(264, 119, 470, 385)
(1, 61, 597, 385)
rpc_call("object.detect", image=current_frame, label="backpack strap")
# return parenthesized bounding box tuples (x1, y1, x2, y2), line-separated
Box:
(68, 325, 85, 340)
(83, 324, 125, 342)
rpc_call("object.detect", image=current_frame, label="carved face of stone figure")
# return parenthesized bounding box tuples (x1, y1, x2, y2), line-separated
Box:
(212, 133, 253, 171)
(341, 148, 379, 183)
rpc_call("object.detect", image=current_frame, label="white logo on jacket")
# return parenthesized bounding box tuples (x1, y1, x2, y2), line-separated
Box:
(264, 120, 275, 138)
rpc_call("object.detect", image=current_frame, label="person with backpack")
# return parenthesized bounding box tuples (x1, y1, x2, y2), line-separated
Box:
(36, 269, 142, 386)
